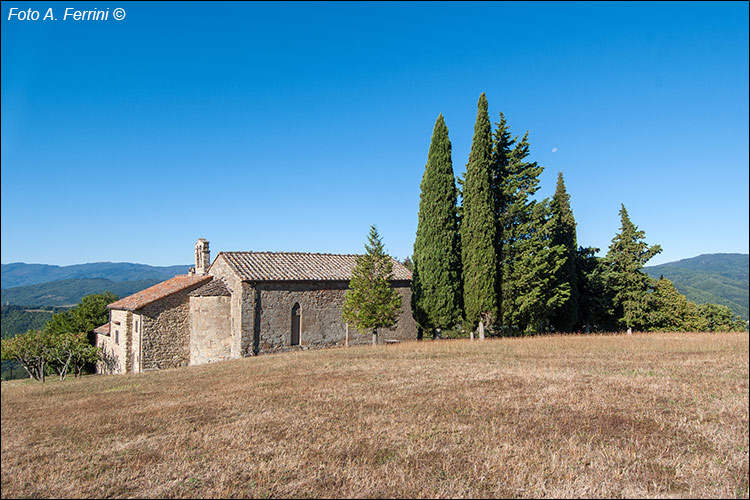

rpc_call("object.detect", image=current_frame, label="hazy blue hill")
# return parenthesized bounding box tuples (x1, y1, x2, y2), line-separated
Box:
(1, 262, 191, 289)
(0, 278, 163, 307)
(645, 253, 749, 321)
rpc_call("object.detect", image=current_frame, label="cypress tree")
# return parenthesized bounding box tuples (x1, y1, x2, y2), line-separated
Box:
(604, 204, 662, 332)
(461, 93, 498, 333)
(411, 115, 462, 334)
(549, 172, 579, 332)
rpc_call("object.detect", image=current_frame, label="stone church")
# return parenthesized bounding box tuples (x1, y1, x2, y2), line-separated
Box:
(95, 239, 416, 374)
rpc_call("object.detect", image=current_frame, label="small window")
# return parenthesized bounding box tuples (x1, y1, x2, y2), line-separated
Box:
(115, 330, 119, 345)
(135, 320, 139, 333)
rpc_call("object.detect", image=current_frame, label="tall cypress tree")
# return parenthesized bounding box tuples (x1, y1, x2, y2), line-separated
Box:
(411, 114, 462, 334)
(604, 204, 662, 332)
(461, 93, 498, 333)
(549, 172, 579, 332)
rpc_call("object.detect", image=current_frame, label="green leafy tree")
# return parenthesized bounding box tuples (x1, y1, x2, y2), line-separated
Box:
(412, 114, 463, 336)
(491, 112, 516, 325)
(45, 292, 118, 337)
(496, 122, 547, 334)
(548, 172, 579, 332)
(506, 200, 568, 334)
(460, 93, 498, 336)
(696, 303, 746, 332)
(401, 256, 414, 273)
(604, 204, 662, 332)
(343, 226, 403, 345)
(575, 247, 613, 332)
(47, 332, 101, 380)
(1, 330, 54, 382)
(646, 277, 701, 332)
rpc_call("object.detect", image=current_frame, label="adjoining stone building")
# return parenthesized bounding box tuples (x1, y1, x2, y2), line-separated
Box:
(95, 239, 416, 374)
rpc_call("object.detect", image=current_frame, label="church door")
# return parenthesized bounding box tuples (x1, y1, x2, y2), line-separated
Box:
(291, 303, 301, 346)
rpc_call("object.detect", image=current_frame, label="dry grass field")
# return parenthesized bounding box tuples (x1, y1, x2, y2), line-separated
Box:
(1, 332, 748, 498)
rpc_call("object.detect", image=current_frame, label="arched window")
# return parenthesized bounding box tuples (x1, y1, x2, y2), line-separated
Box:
(291, 303, 301, 346)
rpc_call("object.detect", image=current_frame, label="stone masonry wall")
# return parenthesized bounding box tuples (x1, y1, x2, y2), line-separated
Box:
(132, 313, 143, 372)
(206, 256, 244, 358)
(96, 332, 119, 374)
(189, 295, 232, 365)
(140, 287, 200, 370)
(101, 309, 131, 374)
(253, 281, 417, 352)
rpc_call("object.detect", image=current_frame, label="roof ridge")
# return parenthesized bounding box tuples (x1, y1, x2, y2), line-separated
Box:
(215, 252, 411, 282)
(222, 250, 362, 256)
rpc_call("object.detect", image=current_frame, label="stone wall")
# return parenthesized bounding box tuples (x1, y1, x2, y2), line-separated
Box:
(99, 309, 131, 374)
(189, 295, 232, 365)
(207, 256, 245, 358)
(96, 332, 120, 374)
(132, 313, 143, 372)
(140, 287, 198, 370)
(252, 281, 417, 352)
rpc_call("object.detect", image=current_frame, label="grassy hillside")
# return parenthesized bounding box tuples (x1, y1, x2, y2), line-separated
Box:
(1, 333, 747, 498)
(645, 253, 749, 321)
(1, 262, 190, 289)
(0, 278, 160, 307)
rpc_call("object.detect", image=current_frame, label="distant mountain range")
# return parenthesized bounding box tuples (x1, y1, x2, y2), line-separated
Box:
(0, 278, 168, 307)
(644, 253, 748, 321)
(1, 262, 190, 307)
(1, 262, 191, 289)
(1, 255, 747, 320)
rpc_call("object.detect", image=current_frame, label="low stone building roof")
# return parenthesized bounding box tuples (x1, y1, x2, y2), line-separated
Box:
(107, 274, 212, 311)
(216, 251, 412, 282)
(93, 323, 110, 336)
(188, 277, 231, 297)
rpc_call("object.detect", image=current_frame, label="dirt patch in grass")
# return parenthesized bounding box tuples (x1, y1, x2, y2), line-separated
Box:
(2, 332, 748, 498)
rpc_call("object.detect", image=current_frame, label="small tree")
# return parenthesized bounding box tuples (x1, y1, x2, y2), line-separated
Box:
(646, 277, 701, 332)
(696, 303, 746, 332)
(47, 332, 101, 381)
(343, 226, 403, 345)
(604, 204, 662, 332)
(0, 330, 54, 382)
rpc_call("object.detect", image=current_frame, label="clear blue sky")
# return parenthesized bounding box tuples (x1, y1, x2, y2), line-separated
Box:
(2, 1, 748, 267)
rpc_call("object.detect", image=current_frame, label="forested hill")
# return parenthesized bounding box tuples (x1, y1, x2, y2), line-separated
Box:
(644, 253, 749, 321)
(2, 255, 747, 319)
(0, 278, 163, 307)
(1, 262, 191, 289)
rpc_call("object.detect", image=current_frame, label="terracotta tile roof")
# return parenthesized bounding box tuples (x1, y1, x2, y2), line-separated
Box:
(189, 277, 231, 297)
(93, 323, 110, 336)
(107, 274, 212, 311)
(217, 252, 412, 282)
